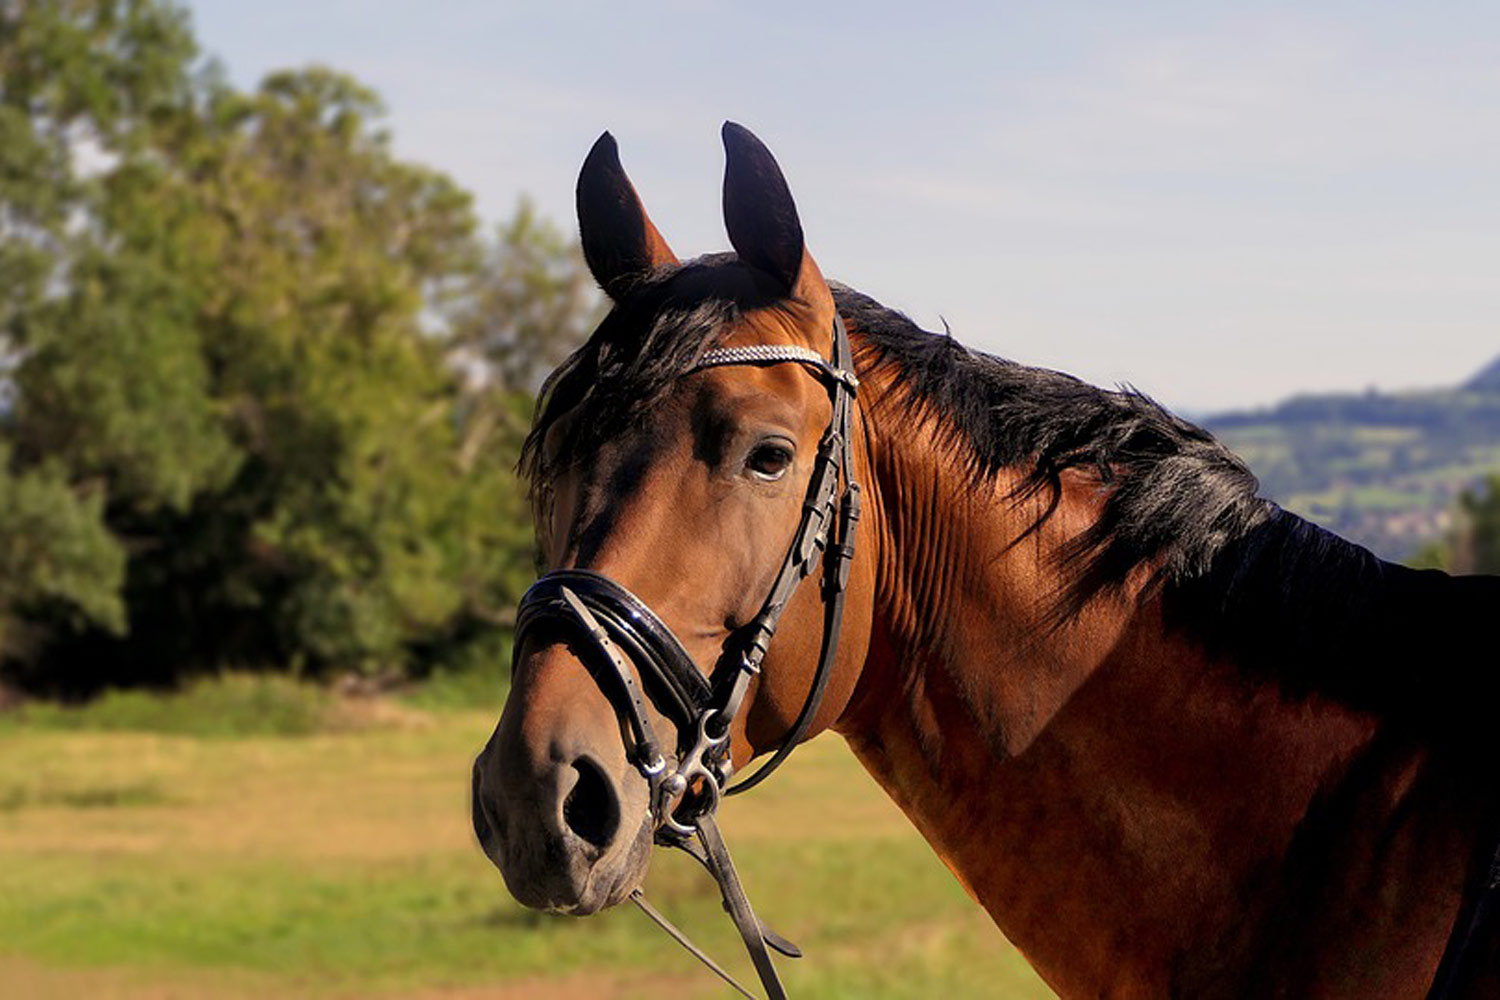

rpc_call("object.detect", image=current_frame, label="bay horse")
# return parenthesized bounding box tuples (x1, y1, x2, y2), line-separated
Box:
(472, 122, 1500, 998)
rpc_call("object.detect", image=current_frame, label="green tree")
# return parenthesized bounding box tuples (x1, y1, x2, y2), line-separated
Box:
(0, 2, 592, 693)
(0, 0, 198, 660)
(1424, 475, 1500, 575)
(0, 447, 125, 656)
(449, 199, 602, 474)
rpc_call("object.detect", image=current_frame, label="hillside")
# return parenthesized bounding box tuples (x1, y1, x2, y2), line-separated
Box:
(1203, 357, 1500, 562)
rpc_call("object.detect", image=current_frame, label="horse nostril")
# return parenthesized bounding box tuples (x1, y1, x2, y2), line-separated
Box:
(563, 757, 620, 851)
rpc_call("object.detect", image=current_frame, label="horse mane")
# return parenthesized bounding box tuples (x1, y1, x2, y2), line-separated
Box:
(833, 283, 1273, 620)
(524, 259, 1486, 712)
(838, 284, 1500, 723)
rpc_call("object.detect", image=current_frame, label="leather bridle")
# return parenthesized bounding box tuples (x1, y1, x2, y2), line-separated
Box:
(513, 313, 862, 1000)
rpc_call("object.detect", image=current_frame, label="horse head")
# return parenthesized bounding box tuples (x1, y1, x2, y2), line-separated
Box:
(471, 124, 876, 918)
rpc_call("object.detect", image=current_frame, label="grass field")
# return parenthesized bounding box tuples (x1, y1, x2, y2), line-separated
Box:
(0, 682, 1053, 999)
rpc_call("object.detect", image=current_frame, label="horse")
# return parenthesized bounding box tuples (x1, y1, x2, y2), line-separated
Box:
(471, 122, 1500, 998)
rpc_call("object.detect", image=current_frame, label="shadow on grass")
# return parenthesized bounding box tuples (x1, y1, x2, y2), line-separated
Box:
(473, 906, 552, 930)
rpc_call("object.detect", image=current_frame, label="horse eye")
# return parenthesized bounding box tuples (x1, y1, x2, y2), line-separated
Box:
(746, 442, 794, 481)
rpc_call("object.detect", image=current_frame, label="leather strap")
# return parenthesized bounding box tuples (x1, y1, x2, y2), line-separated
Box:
(1428, 832, 1500, 998)
(558, 585, 666, 774)
(728, 316, 861, 795)
(629, 891, 760, 1000)
(664, 833, 803, 958)
(629, 820, 802, 1000)
(697, 814, 789, 1000)
(729, 482, 860, 795)
(516, 569, 713, 720)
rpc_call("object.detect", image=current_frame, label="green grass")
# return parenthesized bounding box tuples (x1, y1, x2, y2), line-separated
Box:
(4, 673, 336, 737)
(0, 836, 1011, 995)
(0, 694, 1054, 999)
(397, 663, 510, 713)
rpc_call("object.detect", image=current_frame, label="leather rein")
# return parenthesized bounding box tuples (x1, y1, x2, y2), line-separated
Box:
(513, 314, 861, 1000)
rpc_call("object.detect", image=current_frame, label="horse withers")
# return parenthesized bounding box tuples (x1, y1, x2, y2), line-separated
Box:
(472, 122, 1500, 998)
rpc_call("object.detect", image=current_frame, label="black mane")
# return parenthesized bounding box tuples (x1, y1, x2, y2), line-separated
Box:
(526, 260, 1495, 721)
(837, 284, 1500, 727)
(835, 284, 1272, 621)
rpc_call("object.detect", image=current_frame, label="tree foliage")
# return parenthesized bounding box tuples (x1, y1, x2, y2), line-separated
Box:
(0, 1, 595, 693)
(1417, 475, 1500, 576)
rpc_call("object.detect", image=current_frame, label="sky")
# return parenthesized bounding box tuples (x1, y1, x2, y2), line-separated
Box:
(186, 1, 1500, 413)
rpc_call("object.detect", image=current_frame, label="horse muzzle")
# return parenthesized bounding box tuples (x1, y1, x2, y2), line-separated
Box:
(471, 648, 656, 915)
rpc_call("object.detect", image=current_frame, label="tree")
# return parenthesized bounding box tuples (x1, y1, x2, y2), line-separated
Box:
(0, 2, 592, 693)
(449, 200, 602, 474)
(0, 0, 199, 663)
(1425, 475, 1500, 576)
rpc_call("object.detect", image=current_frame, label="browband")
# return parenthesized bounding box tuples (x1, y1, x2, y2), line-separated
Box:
(696, 344, 859, 391)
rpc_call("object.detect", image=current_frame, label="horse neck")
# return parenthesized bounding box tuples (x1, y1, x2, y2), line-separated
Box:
(836, 400, 1487, 996)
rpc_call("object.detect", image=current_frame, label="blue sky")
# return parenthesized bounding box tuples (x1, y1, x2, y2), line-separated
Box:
(187, 1, 1499, 412)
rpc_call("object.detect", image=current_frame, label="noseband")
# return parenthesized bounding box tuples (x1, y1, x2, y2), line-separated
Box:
(513, 314, 860, 999)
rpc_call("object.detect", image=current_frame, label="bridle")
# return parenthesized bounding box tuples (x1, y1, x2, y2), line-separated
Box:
(513, 313, 862, 1000)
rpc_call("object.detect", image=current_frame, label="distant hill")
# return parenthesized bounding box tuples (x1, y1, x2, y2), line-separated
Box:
(1464, 355, 1500, 394)
(1203, 354, 1500, 562)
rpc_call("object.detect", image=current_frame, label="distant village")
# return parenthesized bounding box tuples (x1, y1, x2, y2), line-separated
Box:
(1206, 356, 1500, 563)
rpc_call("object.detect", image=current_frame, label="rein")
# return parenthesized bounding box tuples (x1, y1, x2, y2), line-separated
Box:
(1427, 834, 1500, 998)
(513, 314, 861, 999)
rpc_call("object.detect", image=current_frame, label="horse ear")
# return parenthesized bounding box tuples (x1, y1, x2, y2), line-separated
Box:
(721, 122, 812, 294)
(576, 132, 678, 300)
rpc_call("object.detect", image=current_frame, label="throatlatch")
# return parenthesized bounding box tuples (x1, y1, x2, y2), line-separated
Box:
(513, 315, 861, 1000)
